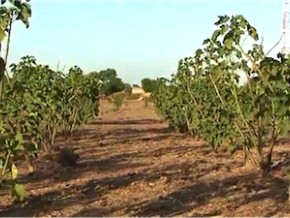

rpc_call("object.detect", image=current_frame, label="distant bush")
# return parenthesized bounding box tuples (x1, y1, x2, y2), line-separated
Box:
(111, 95, 125, 111)
(141, 78, 158, 92)
(93, 68, 125, 96)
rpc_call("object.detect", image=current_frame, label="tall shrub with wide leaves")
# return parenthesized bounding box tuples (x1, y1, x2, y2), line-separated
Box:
(153, 14, 290, 175)
(0, 56, 100, 202)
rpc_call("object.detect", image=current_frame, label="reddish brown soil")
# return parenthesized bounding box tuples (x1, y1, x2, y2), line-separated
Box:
(1, 99, 290, 217)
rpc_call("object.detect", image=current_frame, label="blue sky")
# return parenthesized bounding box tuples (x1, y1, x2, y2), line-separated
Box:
(9, 0, 284, 84)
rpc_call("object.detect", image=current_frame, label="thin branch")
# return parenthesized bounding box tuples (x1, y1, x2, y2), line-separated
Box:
(260, 36, 264, 47)
(2, 16, 13, 83)
(56, 61, 61, 72)
(241, 35, 249, 47)
(4, 68, 9, 82)
(237, 43, 256, 68)
(4, 17, 12, 67)
(265, 34, 284, 57)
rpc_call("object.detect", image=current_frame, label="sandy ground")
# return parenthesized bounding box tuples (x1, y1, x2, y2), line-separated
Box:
(1, 99, 290, 217)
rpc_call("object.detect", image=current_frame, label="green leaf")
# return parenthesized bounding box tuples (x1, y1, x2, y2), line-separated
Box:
(16, 2, 32, 28)
(224, 38, 233, 50)
(15, 131, 23, 142)
(15, 132, 24, 151)
(0, 27, 6, 41)
(13, 0, 21, 8)
(211, 29, 220, 42)
(11, 164, 18, 179)
(240, 19, 247, 28)
(202, 38, 210, 45)
(0, 120, 4, 133)
(11, 183, 25, 202)
(220, 24, 228, 34)
(214, 15, 230, 26)
(247, 25, 259, 41)
(195, 49, 203, 57)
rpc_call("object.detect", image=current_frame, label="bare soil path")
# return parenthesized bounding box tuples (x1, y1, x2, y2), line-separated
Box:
(1, 100, 290, 217)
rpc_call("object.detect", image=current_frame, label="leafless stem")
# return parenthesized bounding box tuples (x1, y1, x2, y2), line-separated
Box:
(265, 34, 283, 57)
(4, 17, 12, 68)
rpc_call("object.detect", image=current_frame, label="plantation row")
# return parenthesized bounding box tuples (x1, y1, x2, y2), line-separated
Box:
(152, 15, 290, 175)
(0, 56, 100, 200)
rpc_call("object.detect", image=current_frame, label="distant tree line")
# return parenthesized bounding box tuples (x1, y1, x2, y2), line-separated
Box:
(89, 68, 159, 96)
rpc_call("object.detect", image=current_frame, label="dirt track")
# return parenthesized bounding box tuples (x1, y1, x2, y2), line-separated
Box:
(1, 100, 290, 217)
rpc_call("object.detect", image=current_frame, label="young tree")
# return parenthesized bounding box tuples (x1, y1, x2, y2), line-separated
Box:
(0, 0, 32, 65)
(0, 0, 32, 98)
(96, 68, 125, 95)
(152, 14, 290, 176)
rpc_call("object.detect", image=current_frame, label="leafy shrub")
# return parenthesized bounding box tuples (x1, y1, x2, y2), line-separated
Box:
(0, 56, 100, 201)
(111, 95, 124, 111)
(152, 14, 290, 175)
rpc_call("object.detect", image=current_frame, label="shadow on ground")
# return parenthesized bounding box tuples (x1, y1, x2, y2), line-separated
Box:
(89, 118, 164, 126)
(72, 171, 289, 217)
(1, 155, 289, 217)
(15, 118, 189, 186)
(2, 116, 290, 217)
